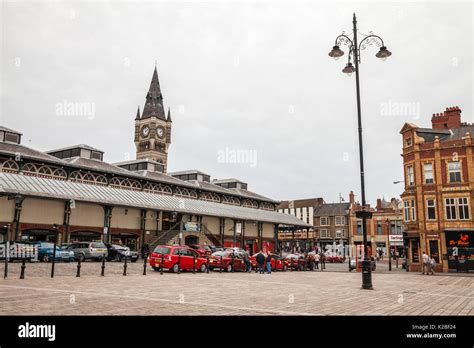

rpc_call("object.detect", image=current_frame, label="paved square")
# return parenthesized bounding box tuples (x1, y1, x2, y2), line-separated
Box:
(0, 262, 473, 315)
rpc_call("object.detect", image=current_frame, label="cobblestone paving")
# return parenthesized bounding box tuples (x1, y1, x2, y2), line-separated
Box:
(0, 261, 473, 316)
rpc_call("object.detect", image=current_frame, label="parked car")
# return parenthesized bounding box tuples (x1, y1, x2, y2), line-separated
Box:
(105, 243, 138, 262)
(209, 246, 224, 254)
(35, 242, 74, 262)
(250, 252, 289, 271)
(65, 242, 108, 262)
(187, 244, 212, 257)
(208, 250, 246, 272)
(284, 253, 306, 271)
(148, 245, 207, 273)
(349, 256, 377, 272)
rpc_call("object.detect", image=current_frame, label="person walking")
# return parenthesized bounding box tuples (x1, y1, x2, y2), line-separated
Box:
(256, 250, 265, 274)
(243, 252, 252, 273)
(314, 252, 320, 269)
(429, 255, 436, 275)
(422, 251, 430, 275)
(378, 248, 383, 261)
(266, 252, 272, 274)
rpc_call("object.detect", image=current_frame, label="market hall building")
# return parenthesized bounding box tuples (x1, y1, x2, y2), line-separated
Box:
(0, 68, 310, 252)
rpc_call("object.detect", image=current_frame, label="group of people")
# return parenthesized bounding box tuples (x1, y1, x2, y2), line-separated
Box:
(252, 250, 273, 274)
(422, 251, 437, 275)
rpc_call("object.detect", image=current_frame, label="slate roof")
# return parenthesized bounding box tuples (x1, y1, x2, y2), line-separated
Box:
(313, 203, 351, 216)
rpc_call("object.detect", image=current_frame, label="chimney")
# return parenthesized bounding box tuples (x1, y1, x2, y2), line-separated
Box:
(349, 191, 355, 204)
(431, 106, 462, 129)
(376, 198, 382, 210)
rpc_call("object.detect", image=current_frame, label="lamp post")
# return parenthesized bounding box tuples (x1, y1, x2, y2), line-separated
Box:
(51, 224, 59, 278)
(329, 13, 391, 290)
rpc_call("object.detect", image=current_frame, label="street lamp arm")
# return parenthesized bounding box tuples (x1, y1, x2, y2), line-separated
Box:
(358, 34, 385, 52)
(334, 33, 354, 48)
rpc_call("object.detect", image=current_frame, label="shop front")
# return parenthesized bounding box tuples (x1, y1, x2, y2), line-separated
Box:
(111, 232, 139, 251)
(21, 229, 57, 242)
(70, 230, 102, 243)
(445, 230, 473, 273)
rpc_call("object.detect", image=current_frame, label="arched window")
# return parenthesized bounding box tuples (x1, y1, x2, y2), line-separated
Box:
(70, 170, 107, 185)
(22, 163, 40, 175)
(174, 186, 198, 199)
(110, 177, 142, 190)
(242, 199, 259, 209)
(0, 159, 19, 173)
(222, 195, 241, 206)
(260, 202, 275, 211)
(200, 191, 221, 203)
(143, 182, 172, 195)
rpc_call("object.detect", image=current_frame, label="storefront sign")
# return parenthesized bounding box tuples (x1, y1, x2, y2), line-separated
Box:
(103, 227, 108, 235)
(184, 222, 200, 232)
(389, 235, 403, 243)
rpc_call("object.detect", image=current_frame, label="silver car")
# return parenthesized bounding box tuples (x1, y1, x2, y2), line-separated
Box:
(66, 242, 108, 261)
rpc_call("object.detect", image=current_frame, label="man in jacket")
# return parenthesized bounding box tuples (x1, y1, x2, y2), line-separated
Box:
(266, 252, 273, 274)
(256, 251, 266, 274)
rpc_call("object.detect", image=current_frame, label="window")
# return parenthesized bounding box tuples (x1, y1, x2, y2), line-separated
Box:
(320, 229, 329, 238)
(448, 161, 461, 183)
(320, 217, 329, 226)
(376, 221, 383, 235)
(335, 216, 345, 226)
(404, 201, 410, 221)
(335, 230, 343, 238)
(429, 240, 440, 264)
(458, 198, 470, 220)
(427, 199, 436, 220)
(411, 200, 416, 221)
(405, 137, 412, 146)
(445, 198, 457, 220)
(407, 165, 414, 186)
(356, 220, 362, 235)
(423, 163, 434, 184)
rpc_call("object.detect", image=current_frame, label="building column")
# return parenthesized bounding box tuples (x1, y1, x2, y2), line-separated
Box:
(13, 195, 24, 241)
(241, 221, 246, 249)
(155, 210, 162, 236)
(232, 220, 237, 247)
(274, 224, 279, 253)
(62, 200, 72, 244)
(102, 206, 113, 244)
(219, 218, 225, 247)
(140, 209, 147, 248)
(257, 222, 263, 251)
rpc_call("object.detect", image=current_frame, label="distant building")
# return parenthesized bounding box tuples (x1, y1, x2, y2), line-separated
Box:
(313, 196, 351, 250)
(400, 106, 473, 272)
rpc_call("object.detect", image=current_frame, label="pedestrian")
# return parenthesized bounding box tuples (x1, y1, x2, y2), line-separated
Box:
(452, 246, 459, 272)
(429, 255, 436, 275)
(141, 243, 150, 259)
(256, 250, 265, 274)
(266, 252, 272, 274)
(243, 252, 252, 273)
(422, 251, 430, 275)
(378, 248, 383, 261)
(314, 252, 320, 269)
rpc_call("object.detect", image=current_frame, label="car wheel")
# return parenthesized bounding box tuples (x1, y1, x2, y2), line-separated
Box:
(42, 255, 49, 262)
(226, 264, 233, 272)
(171, 263, 179, 273)
(298, 264, 304, 271)
(152, 266, 160, 272)
(309, 262, 315, 271)
(283, 265, 288, 272)
(200, 264, 207, 273)
(78, 254, 85, 262)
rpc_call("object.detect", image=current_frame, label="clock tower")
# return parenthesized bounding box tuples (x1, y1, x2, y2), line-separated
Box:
(134, 66, 172, 172)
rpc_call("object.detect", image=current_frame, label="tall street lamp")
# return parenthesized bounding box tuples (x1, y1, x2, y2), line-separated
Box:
(329, 13, 392, 290)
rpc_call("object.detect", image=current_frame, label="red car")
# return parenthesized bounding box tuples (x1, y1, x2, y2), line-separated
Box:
(149, 245, 207, 273)
(285, 254, 306, 271)
(187, 244, 212, 257)
(208, 251, 246, 272)
(250, 253, 289, 271)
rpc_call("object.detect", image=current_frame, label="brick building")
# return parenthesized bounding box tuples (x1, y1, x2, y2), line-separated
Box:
(400, 106, 473, 273)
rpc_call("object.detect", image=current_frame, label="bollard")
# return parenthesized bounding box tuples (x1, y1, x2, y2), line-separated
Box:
(4, 241, 9, 279)
(219, 255, 223, 273)
(123, 257, 128, 276)
(101, 258, 106, 276)
(76, 259, 81, 277)
(19, 258, 26, 279)
(160, 254, 164, 275)
(206, 256, 210, 273)
(231, 254, 234, 273)
(143, 257, 147, 275)
(177, 253, 181, 274)
(192, 255, 196, 274)
(290, 260, 293, 272)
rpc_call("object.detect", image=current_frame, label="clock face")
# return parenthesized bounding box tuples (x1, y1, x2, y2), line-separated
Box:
(141, 126, 150, 137)
(157, 127, 165, 139)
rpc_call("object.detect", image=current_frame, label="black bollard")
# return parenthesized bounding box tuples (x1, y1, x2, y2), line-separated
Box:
(51, 243, 57, 278)
(290, 260, 293, 272)
(206, 256, 210, 273)
(143, 257, 147, 275)
(231, 254, 234, 273)
(76, 259, 81, 277)
(177, 253, 181, 274)
(123, 258, 128, 276)
(219, 255, 223, 273)
(101, 258, 106, 276)
(19, 258, 26, 279)
(160, 254, 164, 275)
(4, 241, 9, 279)
(192, 255, 196, 274)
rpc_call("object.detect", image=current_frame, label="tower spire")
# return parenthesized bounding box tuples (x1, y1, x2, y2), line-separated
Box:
(135, 105, 141, 120)
(167, 107, 172, 122)
(141, 66, 166, 120)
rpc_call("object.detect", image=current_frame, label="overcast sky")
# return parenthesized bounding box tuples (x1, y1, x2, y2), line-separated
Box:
(1, 0, 473, 204)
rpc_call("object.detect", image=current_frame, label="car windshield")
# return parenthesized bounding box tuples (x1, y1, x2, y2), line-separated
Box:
(154, 247, 171, 254)
(40, 243, 55, 249)
(212, 251, 231, 257)
(91, 243, 105, 248)
(112, 244, 128, 250)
